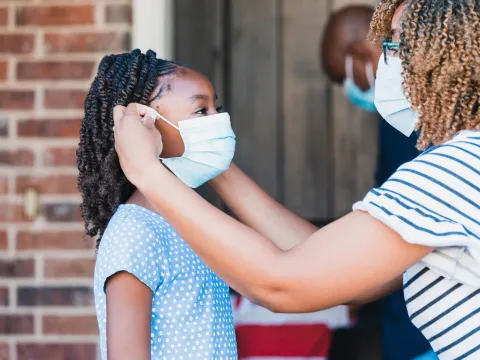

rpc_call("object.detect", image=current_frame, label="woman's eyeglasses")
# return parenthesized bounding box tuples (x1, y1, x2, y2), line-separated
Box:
(382, 39, 400, 64)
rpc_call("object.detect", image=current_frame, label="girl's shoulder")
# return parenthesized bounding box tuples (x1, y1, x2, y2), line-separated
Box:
(95, 204, 172, 292)
(99, 204, 174, 259)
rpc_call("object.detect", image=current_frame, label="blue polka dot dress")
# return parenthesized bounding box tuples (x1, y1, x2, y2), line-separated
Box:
(94, 204, 238, 360)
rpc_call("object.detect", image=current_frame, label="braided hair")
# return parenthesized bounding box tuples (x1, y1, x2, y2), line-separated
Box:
(369, 0, 480, 150)
(77, 49, 180, 248)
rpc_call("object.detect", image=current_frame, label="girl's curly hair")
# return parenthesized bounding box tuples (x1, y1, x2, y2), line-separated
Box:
(369, 0, 480, 150)
(77, 49, 180, 248)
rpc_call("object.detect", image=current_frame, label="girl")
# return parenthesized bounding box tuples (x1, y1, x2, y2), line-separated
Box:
(77, 50, 237, 360)
(113, 1, 480, 359)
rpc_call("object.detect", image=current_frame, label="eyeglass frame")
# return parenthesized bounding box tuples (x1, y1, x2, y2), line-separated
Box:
(382, 39, 400, 63)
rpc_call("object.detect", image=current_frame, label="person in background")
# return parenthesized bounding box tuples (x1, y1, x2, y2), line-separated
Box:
(320, 6, 437, 360)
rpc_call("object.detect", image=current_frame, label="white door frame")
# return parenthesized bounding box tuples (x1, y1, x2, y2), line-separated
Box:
(132, 0, 174, 60)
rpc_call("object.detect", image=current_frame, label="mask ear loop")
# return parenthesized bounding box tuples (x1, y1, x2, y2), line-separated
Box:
(147, 107, 179, 130)
(365, 62, 375, 89)
(145, 107, 179, 161)
(345, 55, 354, 82)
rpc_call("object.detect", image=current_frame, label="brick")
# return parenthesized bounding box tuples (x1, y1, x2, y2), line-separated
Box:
(17, 343, 96, 360)
(42, 203, 82, 223)
(0, 231, 6, 250)
(45, 32, 130, 53)
(17, 61, 94, 81)
(43, 315, 98, 335)
(0, 315, 34, 334)
(0, 204, 28, 222)
(17, 118, 81, 138)
(0, 90, 34, 110)
(16, 5, 94, 26)
(17, 287, 93, 306)
(16, 175, 78, 195)
(0, 62, 7, 81)
(0, 34, 34, 54)
(0, 177, 7, 195)
(43, 147, 77, 167)
(45, 258, 94, 278)
(0, 8, 7, 27)
(0, 288, 8, 306)
(0, 343, 7, 360)
(106, 4, 132, 24)
(0, 149, 34, 166)
(17, 231, 92, 251)
(44, 89, 86, 109)
(0, 259, 34, 278)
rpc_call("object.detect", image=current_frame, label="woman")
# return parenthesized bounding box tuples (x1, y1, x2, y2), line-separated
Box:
(77, 50, 237, 360)
(113, 1, 480, 359)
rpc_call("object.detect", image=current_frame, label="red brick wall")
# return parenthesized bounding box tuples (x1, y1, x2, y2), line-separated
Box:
(0, 1, 132, 359)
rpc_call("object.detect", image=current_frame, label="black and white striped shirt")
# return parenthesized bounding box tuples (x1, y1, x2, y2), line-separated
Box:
(354, 131, 480, 360)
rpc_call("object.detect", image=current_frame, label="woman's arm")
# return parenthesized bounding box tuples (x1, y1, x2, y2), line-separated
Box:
(113, 104, 432, 312)
(209, 164, 318, 250)
(138, 165, 431, 312)
(106, 272, 152, 360)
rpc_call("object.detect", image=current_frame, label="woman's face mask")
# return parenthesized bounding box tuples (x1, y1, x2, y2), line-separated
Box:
(148, 107, 236, 188)
(374, 55, 419, 136)
(343, 55, 377, 113)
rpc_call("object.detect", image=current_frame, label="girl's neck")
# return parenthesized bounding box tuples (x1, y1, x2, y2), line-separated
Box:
(125, 189, 157, 214)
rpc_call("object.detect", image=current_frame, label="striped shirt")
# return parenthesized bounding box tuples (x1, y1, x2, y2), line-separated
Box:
(353, 130, 480, 360)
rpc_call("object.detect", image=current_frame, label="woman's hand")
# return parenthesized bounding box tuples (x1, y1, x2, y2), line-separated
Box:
(113, 103, 163, 186)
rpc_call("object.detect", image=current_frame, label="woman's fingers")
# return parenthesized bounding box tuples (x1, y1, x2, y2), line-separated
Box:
(141, 114, 156, 130)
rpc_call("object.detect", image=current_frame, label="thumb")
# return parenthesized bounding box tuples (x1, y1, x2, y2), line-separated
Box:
(141, 114, 156, 130)
(113, 105, 127, 126)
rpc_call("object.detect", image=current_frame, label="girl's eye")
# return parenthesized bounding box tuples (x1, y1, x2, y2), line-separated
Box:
(216, 105, 224, 113)
(195, 107, 208, 115)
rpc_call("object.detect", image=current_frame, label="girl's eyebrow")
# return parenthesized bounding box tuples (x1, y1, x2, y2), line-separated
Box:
(189, 93, 218, 103)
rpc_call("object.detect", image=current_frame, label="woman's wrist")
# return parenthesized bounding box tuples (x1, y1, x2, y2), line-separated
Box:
(134, 161, 168, 194)
(209, 163, 237, 190)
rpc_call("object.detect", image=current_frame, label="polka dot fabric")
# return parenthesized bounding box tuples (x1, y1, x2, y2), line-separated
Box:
(94, 204, 238, 360)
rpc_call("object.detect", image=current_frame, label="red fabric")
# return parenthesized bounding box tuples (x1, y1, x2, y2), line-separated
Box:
(236, 324, 331, 358)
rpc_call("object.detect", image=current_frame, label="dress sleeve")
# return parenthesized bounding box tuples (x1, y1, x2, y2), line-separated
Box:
(353, 139, 480, 286)
(96, 209, 167, 293)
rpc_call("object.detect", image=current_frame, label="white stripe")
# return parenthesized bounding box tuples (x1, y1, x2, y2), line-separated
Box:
(233, 299, 350, 329)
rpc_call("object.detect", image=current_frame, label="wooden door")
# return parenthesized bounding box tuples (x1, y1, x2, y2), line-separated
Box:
(174, 0, 379, 223)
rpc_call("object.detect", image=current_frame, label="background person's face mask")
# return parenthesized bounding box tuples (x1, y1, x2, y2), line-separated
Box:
(374, 55, 419, 136)
(149, 108, 236, 188)
(343, 55, 377, 113)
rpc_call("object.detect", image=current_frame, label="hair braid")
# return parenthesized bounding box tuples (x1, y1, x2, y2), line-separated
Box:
(77, 49, 179, 248)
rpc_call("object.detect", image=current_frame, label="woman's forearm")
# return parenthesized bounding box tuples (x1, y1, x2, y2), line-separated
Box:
(209, 164, 318, 250)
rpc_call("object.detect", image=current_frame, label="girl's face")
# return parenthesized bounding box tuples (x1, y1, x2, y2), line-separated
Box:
(150, 69, 222, 158)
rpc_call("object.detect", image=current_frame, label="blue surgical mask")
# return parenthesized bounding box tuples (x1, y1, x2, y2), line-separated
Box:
(343, 55, 377, 113)
(374, 55, 419, 136)
(149, 109, 236, 188)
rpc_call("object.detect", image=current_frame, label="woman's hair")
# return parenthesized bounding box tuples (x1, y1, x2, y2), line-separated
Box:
(369, 0, 480, 150)
(77, 49, 181, 248)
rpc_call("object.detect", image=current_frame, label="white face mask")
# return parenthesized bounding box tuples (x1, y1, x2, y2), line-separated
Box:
(374, 55, 419, 136)
(147, 108, 236, 188)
